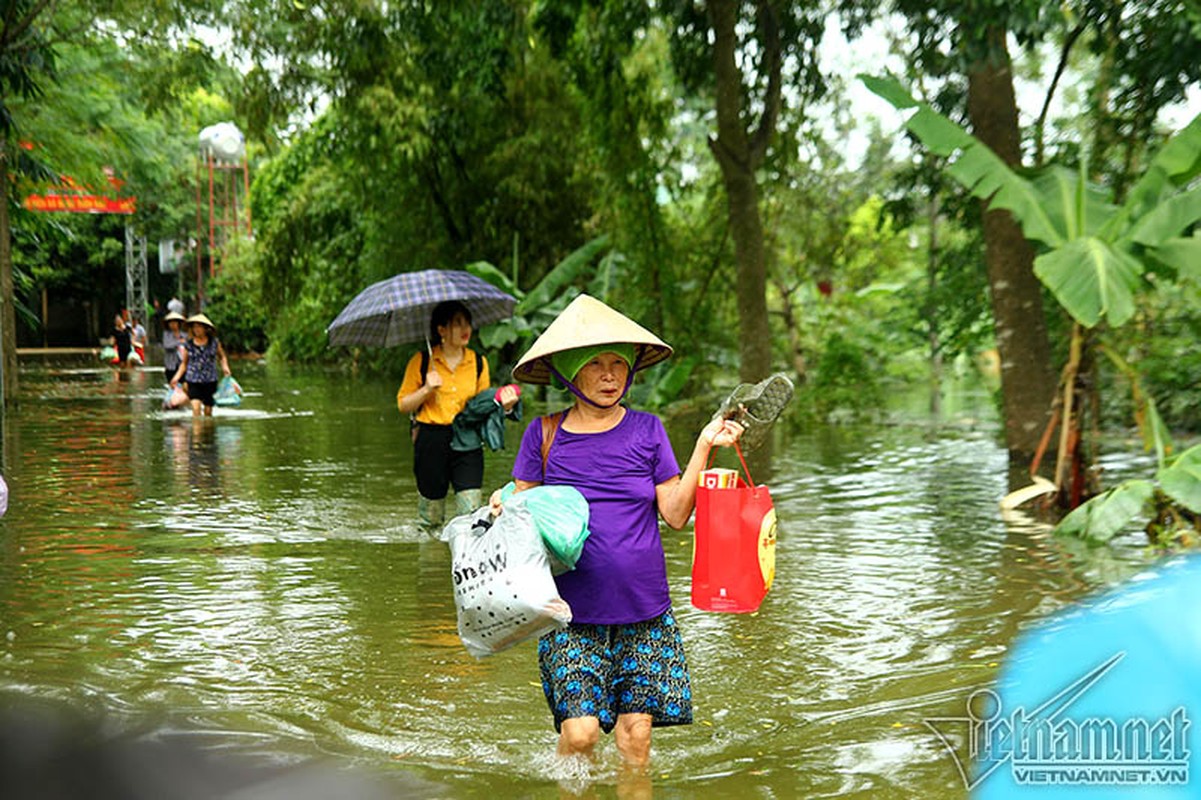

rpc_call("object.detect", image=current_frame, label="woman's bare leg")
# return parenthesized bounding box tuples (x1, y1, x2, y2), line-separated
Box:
(558, 717, 600, 759)
(613, 713, 652, 766)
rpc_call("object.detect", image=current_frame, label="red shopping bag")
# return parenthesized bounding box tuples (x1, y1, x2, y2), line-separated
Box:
(691, 444, 777, 613)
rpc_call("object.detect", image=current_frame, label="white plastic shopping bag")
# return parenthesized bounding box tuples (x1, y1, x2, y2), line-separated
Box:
(437, 505, 571, 658)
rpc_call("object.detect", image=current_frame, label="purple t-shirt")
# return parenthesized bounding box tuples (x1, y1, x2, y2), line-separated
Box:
(512, 409, 681, 625)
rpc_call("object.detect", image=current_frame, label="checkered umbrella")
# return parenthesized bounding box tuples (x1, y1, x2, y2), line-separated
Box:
(326, 269, 517, 347)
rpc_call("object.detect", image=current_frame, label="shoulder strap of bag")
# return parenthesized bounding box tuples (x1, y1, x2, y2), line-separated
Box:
(418, 349, 430, 387)
(410, 349, 432, 443)
(540, 411, 564, 478)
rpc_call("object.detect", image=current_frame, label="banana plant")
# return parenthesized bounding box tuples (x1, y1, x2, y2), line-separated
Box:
(467, 234, 697, 410)
(863, 74, 1201, 543)
(465, 234, 613, 352)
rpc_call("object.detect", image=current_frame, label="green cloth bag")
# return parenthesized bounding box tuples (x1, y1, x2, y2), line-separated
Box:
(500, 481, 591, 574)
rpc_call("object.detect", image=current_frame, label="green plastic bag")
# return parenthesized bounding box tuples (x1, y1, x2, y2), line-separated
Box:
(500, 481, 591, 574)
(215, 375, 243, 407)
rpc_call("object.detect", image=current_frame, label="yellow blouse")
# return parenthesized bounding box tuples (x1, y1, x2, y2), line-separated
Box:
(397, 346, 490, 425)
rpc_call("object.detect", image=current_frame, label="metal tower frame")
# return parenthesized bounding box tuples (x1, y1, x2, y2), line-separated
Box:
(195, 152, 252, 308)
(125, 225, 148, 327)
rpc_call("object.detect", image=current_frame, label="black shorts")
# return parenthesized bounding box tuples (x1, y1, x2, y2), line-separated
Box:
(187, 380, 217, 407)
(412, 423, 483, 499)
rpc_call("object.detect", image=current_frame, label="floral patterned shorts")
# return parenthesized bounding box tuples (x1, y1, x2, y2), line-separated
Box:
(537, 610, 693, 733)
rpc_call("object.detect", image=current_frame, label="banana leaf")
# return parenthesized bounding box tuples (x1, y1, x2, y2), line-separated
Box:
(1148, 235, 1201, 283)
(1157, 445, 1201, 515)
(1032, 238, 1143, 328)
(861, 74, 1201, 331)
(1055, 480, 1155, 542)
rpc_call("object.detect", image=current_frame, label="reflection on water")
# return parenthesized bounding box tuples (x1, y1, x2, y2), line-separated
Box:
(0, 361, 1165, 797)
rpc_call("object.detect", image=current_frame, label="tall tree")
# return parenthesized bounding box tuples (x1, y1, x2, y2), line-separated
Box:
(665, 0, 826, 383)
(0, 0, 58, 405)
(964, 22, 1058, 465)
(879, 0, 1059, 468)
(706, 0, 775, 382)
(878, 0, 1201, 469)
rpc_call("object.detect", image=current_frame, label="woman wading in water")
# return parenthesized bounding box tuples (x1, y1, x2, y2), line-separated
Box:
(495, 294, 743, 771)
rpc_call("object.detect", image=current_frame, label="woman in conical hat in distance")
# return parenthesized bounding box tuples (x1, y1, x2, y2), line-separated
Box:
(161, 311, 187, 386)
(499, 294, 744, 768)
(170, 313, 231, 417)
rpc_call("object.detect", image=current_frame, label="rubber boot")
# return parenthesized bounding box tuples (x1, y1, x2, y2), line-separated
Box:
(418, 494, 446, 534)
(455, 488, 483, 518)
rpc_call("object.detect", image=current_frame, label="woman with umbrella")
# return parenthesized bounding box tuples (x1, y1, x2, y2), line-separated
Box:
(397, 300, 519, 532)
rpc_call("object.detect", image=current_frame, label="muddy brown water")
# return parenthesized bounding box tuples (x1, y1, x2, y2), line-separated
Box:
(0, 360, 1157, 798)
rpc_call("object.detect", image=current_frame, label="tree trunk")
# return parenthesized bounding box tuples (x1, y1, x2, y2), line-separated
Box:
(0, 143, 17, 407)
(707, 0, 774, 384)
(718, 158, 773, 384)
(966, 28, 1055, 468)
(927, 189, 942, 418)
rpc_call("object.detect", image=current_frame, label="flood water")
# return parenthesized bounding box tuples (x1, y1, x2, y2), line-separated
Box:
(0, 359, 1162, 798)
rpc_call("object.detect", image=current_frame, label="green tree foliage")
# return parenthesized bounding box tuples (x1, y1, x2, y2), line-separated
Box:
(664, 0, 827, 383)
(12, 34, 244, 344)
(10, 0, 1201, 450)
(222, 1, 607, 362)
(866, 77, 1201, 327)
(0, 0, 59, 401)
(1103, 281, 1201, 432)
(532, 3, 676, 327)
(1070, 0, 1201, 194)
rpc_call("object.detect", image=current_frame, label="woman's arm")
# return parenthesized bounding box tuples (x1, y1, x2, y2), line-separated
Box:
(488, 478, 539, 514)
(217, 342, 231, 376)
(656, 418, 744, 530)
(170, 349, 188, 387)
(489, 420, 544, 513)
(397, 382, 437, 414)
(397, 358, 442, 414)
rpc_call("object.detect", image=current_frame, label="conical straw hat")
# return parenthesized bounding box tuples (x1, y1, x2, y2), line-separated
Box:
(512, 294, 673, 385)
(186, 313, 215, 330)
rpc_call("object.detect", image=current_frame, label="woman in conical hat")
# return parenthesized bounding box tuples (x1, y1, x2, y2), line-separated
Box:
(161, 310, 187, 386)
(501, 293, 743, 766)
(170, 313, 231, 417)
